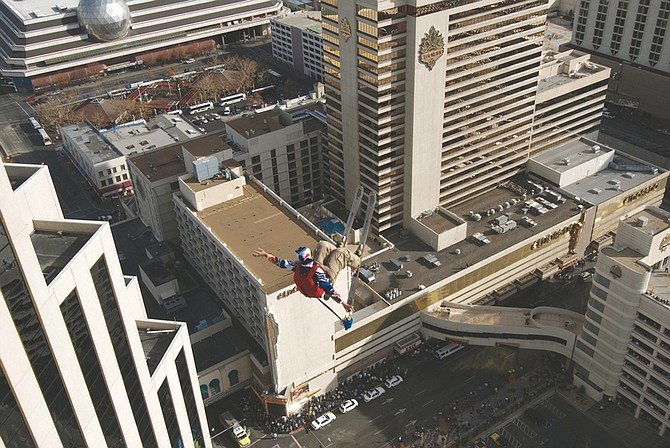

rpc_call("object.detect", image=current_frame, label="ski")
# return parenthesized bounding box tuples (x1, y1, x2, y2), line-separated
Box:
(343, 191, 376, 330)
(338, 186, 364, 247)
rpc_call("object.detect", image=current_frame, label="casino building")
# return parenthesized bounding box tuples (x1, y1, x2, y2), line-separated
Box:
(0, 0, 283, 90)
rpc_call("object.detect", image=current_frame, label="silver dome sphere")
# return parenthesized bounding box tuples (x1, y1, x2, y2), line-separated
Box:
(77, 0, 131, 42)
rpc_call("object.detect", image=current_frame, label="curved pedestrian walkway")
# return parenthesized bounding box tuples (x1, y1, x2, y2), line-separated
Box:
(421, 302, 585, 358)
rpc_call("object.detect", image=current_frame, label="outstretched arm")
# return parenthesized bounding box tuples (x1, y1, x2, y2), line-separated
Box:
(253, 247, 296, 270)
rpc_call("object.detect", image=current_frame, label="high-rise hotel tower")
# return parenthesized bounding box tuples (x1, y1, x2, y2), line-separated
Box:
(323, 0, 550, 232)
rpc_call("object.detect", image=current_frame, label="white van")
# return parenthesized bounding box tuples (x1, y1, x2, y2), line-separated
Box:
(435, 342, 465, 360)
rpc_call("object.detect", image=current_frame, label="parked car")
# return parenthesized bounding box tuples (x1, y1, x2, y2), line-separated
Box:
(184, 58, 196, 64)
(311, 412, 336, 430)
(602, 111, 616, 119)
(384, 375, 404, 388)
(211, 112, 221, 119)
(339, 399, 359, 414)
(363, 386, 385, 402)
(657, 128, 670, 136)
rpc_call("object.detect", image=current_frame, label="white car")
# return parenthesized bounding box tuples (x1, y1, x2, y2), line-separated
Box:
(602, 111, 616, 119)
(384, 375, 404, 388)
(311, 411, 336, 430)
(211, 112, 221, 119)
(184, 58, 196, 64)
(339, 399, 359, 414)
(363, 386, 385, 402)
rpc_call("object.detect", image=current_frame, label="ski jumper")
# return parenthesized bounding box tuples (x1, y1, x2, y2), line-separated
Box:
(294, 264, 325, 298)
(270, 257, 337, 298)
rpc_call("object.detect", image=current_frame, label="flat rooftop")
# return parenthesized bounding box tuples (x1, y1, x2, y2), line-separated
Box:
(361, 176, 583, 303)
(30, 230, 91, 285)
(103, 121, 182, 157)
(273, 10, 322, 34)
(426, 303, 583, 334)
(537, 56, 607, 94)
(62, 123, 122, 164)
(196, 181, 323, 293)
(226, 109, 285, 139)
(129, 131, 230, 182)
(563, 155, 661, 206)
(531, 138, 612, 173)
(191, 326, 256, 371)
(3, 0, 78, 20)
(623, 207, 670, 237)
(138, 326, 178, 375)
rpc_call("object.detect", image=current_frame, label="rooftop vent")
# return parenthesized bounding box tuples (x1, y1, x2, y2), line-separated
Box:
(637, 216, 649, 227)
(589, 188, 602, 195)
(562, 158, 571, 165)
(623, 172, 635, 179)
(592, 145, 601, 153)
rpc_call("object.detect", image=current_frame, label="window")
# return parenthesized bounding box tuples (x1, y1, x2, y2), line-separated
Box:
(112, 167, 117, 173)
(101, 179, 107, 186)
(0, 222, 84, 447)
(176, 351, 204, 447)
(209, 378, 221, 395)
(61, 291, 124, 447)
(91, 258, 158, 447)
(115, 176, 121, 182)
(122, 174, 128, 180)
(200, 384, 209, 399)
(593, 286, 608, 300)
(157, 381, 182, 447)
(107, 168, 112, 175)
(594, 274, 610, 288)
(576, 340, 595, 357)
(588, 297, 605, 312)
(228, 369, 240, 386)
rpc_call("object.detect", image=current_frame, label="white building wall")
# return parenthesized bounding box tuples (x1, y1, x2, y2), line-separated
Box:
(0, 163, 211, 448)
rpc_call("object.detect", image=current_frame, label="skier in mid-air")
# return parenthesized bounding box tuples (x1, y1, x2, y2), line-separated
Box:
(253, 242, 359, 313)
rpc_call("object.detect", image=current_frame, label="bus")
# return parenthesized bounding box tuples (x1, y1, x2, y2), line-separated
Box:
(188, 101, 214, 115)
(37, 128, 52, 145)
(434, 342, 465, 360)
(219, 93, 246, 107)
(28, 117, 42, 131)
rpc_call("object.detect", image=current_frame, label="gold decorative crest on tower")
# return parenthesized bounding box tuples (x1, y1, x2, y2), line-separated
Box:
(340, 17, 352, 41)
(660, 233, 670, 251)
(418, 26, 444, 70)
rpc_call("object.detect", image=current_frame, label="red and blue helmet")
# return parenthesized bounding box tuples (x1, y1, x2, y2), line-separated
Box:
(295, 246, 313, 265)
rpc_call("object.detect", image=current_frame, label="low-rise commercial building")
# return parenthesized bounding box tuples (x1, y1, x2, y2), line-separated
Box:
(61, 115, 202, 199)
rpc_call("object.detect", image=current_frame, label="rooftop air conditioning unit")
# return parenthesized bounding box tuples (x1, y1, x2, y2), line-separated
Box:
(637, 216, 649, 227)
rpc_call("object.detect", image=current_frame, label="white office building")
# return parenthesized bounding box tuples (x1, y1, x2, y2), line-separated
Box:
(573, 206, 670, 435)
(0, 0, 283, 89)
(0, 162, 211, 447)
(271, 11, 324, 80)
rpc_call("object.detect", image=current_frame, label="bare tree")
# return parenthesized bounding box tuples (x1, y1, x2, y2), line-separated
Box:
(88, 111, 110, 130)
(193, 75, 217, 103)
(33, 93, 82, 135)
(237, 58, 259, 92)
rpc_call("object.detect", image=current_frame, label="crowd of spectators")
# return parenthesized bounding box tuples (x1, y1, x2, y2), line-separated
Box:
(235, 355, 407, 435)
(233, 343, 564, 447)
